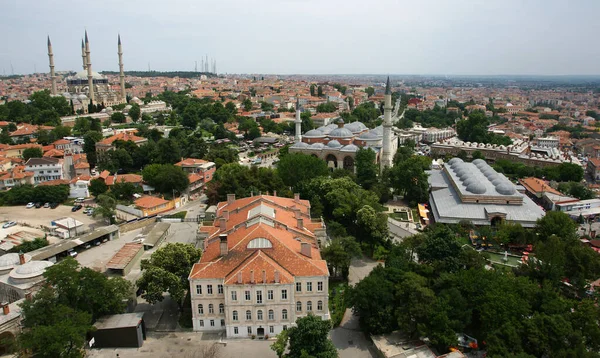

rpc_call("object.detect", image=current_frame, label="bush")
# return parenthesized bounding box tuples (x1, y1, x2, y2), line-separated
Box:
(165, 211, 187, 219)
(0, 184, 69, 205)
(329, 280, 348, 327)
(8, 238, 48, 253)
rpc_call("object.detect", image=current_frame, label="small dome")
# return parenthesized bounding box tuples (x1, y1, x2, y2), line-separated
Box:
(345, 121, 368, 133)
(454, 167, 468, 177)
(340, 144, 359, 152)
(466, 182, 487, 194)
(448, 158, 462, 165)
(358, 131, 379, 140)
(459, 171, 472, 181)
(310, 143, 325, 149)
(496, 182, 516, 195)
(491, 178, 504, 186)
(327, 140, 342, 148)
(304, 129, 325, 138)
(77, 94, 88, 100)
(328, 127, 354, 138)
(472, 159, 486, 166)
(463, 177, 478, 187)
(370, 126, 384, 135)
(484, 172, 498, 180)
(10, 261, 53, 279)
(291, 142, 309, 149)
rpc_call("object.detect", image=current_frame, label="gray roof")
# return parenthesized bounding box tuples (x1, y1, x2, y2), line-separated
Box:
(143, 222, 170, 247)
(328, 127, 354, 138)
(94, 312, 145, 330)
(30, 225, 119, 261)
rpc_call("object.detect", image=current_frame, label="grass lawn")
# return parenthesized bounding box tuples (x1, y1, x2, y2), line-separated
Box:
(456, 235, 470, 246)
(389, 211, 409, 221)
(329, 279, 349, 327)
(411, 209, 419, 223)
(178, 291, 193, 330)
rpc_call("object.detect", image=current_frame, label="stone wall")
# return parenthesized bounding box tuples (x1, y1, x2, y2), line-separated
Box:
(119, 217, 157, 233)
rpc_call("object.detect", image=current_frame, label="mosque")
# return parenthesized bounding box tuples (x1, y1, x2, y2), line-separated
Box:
(289, 77, 398, 172)
(47, 31, 127, 113)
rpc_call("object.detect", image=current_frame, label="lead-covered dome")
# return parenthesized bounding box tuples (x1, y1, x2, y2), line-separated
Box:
(327, 140, 342, 148)
(10, 261, 53, 280)
(291, 142, 309, 149)
(340, 144, 359, 152)
(466, 182, 487, 194)
(304, 129, 325, 138)
(328, 127, 354, 138)
(496, 182, 516, 195)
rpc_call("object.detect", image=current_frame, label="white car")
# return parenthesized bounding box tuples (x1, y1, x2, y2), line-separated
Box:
(2, 221, 16, 229)
(26, 202, 35, 209)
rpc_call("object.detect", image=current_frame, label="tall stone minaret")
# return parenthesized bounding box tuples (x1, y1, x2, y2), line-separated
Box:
(47, 36, 56, 95)
(294, 97, 302, 142)
(81, 39, 87, 71)
(118, 34, 126, 101)
(380, 76, 393, 171)
(84, 31, 95, 104)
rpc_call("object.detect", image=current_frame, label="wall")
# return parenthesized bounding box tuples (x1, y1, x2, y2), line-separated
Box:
(119, 217, 157, 234)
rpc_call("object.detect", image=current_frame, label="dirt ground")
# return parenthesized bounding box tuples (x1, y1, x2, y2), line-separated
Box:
(0, 204, 104, 232)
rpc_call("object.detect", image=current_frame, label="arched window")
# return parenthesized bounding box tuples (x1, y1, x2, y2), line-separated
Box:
(232, 310, 238, 321)
(208, 304, 214, 314)
(296, 301, 302, 312)
(268, 309, 274, 320)
(198, 304, 204, 315)
(317, 300, 323, 311)
(307, 301, 312, 312)
(282, 309, 288, 320)
(257, 310, 263, 320)
(219, 303, 224, 314)
(246, 310, 252, 320)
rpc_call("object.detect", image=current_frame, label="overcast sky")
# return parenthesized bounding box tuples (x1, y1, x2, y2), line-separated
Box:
(1, 0, 599, 76)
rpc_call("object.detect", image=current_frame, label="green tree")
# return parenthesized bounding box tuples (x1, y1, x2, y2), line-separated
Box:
(83, 131, 103, 168)
(472, 150, 485, 160)
(242, 98, 253, 111)
(142, 164, 190, 196)
(128, 103, 141, 122)
(300, 112, 314, 133)
(355, 148, 378, 190)
(535, 211, 577, 241)
(261, 101, 274, 112)
(388, 156, 430, 205)
(110, 112, 126, 123)
(316, 102, 337, 113)
(92, 194, 116, 224)
(310, 84, 316, 97)
(89, 179, 108, 197)
(317, 86, 323, 97)
(321, 236, 361, 278)
(136, 243, 202, 310)
(271, 329, 289, 358)
(356, 205, 388, 250)
(276, 153, 328, 191)
(110, 181, 140, 201)
(22, 147, 43, 161)
(365, 87, 375, 97)
(8, 237, 48, 253)
(153, 138, 182, 164)
(287, 314, 338, 358)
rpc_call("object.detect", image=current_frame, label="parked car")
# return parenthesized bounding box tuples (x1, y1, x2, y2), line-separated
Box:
(94, 241, 101, 246)
(71, 204, 83, 212)
(43, 202, 50, 208)
(87, 210, 94, 216)
(84, 243, 92, 249)
(2, 221, 16, 229)
(67, 249, 77, 257)
(35, 202, 42, 209)
(50, 202, 59, 209)
(26, 202, 35, 209)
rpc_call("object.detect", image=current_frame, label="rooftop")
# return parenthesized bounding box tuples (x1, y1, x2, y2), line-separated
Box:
(106, 243, 143, 270)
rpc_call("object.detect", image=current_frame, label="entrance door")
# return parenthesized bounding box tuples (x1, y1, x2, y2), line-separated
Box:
(257, 327, 265, 337)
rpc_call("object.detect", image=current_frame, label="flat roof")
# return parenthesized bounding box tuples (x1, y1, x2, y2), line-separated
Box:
(93, 312, 144, 330)
(106, 243, 143, 270)
(143, 222, 170, 247)
(30, 225, 119, 261)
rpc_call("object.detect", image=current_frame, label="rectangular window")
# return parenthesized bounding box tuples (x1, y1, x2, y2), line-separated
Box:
(270, 326, 274, 334)
(231, 291, 237, 301)
(296, 282, 301, 292)
(199, 320, 204, 327)
(248, 327, 252, 335)
(207, 285, 213, 295)
(221, 319, 225, 327)
(196, 285, 202, 295)
(218, 284, 224, 294)
(307, 282, 312, 292)
(210, 319, 215, 327)
(281, 289, 287, 300)
(256, 290, 262, 304)
(245, 290, 251, 301)
(267, 290, 273, 300)
(317, 281, 323, 292)
(283, 325, 287, 331)
(234, 327, 239, 335)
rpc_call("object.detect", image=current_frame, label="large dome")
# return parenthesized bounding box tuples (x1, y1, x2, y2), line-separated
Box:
(304, 129, 325, 138)
(345, 121, 368, 133)
(358, 131, 379, 140)
(310, 143, 325, 149)
(72, 70, 106, 80)
(340, 144, 359, 152)
(10, 261, 53, 280)
(496, 182, 516, 195)
(328, 127, 354, 138)
(463, 177, 479, 187)
(291, 142, 309, 149)
(466, 182, 487, 194)
(0, 253, 31, 271)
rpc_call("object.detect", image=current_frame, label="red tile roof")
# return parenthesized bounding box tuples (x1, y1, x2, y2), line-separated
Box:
(134, 196, 169, 209)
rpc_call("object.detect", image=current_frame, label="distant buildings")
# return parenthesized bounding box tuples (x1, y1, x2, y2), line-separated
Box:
(95, 132, 148, 153)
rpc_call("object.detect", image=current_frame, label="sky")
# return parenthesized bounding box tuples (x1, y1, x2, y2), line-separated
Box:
(1, 0, 600, 76)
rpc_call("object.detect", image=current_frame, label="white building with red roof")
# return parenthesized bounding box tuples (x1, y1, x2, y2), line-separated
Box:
(189, 194, 329, 338)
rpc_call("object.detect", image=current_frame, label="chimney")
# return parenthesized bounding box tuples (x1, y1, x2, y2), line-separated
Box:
(237, 272, 243, 284)
(223, 210, 229, 220)
(300, 242, 311, 258)
(273, 190, 277, 197)
(219, 234, 228, 256)
(294, 193, 300, 203)
(250, 270, 255, 283)
(25, 293, 32, 301)
(297, 218, 304, 230)
(18, 252, 25, 265)
(294, 208, 301, 219)
(219, 217, 227, 231)
(227, 194, 235, 204)
(274, 270, 280, 283)
(2, 302, 9, 315)
(262, 270, 266, 283)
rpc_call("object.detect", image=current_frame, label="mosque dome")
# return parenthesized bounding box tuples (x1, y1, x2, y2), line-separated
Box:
(310, 143, 325, 149)
(491, 178, 504, 186)
(484, 172, 498, 180)
(328, 127, 354, 138)
(454, 167, 468, 177)
(327, 140, 342, 148)
(495, 182, 516, 195)
(10, 261, 53, 280)
(459, 171, 472, 181)
(472, 159, 486, 167)
(77, 94, 88, 101)
(291, 142, 309, 149)
(345, 122, 368, 133)
(466, 182, 487, 194)
(370, 126, 384, 135)
(72, 70, 105, 80)
(358, 131, 379, 140)
(0, 253, 31, 272)
(340, 144, 359, 152)
(304, 129, 325, 138)
(463, 177, 478, 187)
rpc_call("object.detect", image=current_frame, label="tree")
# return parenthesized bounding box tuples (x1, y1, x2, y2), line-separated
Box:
(321, 236, 361, 278)
(110, 112, 126, 123)
(287, 314, 338, 358)
(93, 194, 116, 224)
(110, 181, 141, 201)
(416, 226, 462, 272)
(356, 205, 389, 249)
(472, 150, 485, 160)
(8, 237, 48, 253)
(300, 112, 314, 133)
(261, 101, 274, 112)
(22, 147, 43, 161)
(535, 211, 577, 241)
(365, 87, 375, 97)
(276, 153, 328, 191)
(83, 131, 103, 168)
(137, 243, 202, 310)
(128, 103, 141, 122)
(316, 102, 337, 113)
(153, 138, 182, 164)
(271, 329, 289, 358)
(89, 179, 108, 197)
(242, 98, 253, 111)
(355, 148, 378, 190)
(388, 156, 430, 205)
(310, 84, 316, 97)
(317, 86, 323, 97)
(142, 164, 190, 196)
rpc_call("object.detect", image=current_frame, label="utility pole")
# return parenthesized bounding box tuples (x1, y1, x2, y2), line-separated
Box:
(195, 61, 197, 72)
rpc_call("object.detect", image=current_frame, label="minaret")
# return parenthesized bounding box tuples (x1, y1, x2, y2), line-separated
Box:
(118, 34, 126, 101)
(84, 31, 95, 104)
(81, 39, 87, 71)
(381, 76, 393, 171)
(47, 36, 56, 95)
(294, 97, 302, 142)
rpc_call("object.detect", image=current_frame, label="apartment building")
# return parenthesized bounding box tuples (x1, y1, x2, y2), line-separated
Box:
(24, 157, 63, 184)
(189, 194, 329, 338)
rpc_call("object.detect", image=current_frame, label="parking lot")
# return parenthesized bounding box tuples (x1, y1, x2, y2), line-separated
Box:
(0, 204, 104, 232)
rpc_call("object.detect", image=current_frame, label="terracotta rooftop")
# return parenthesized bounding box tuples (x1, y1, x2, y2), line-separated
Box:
(97, 132, 147, 146)
(519, 177, 563, 196)
(106, 243, 143, 270)
(134, 196, 169, 209)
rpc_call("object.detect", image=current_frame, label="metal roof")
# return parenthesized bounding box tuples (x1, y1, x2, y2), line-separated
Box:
(29, 225, 119, 261)
(93, 312, 144, 330)
(143, 222, 170, 247)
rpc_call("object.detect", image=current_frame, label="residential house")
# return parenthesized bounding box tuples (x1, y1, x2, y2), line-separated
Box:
(175, 158, 216, 184)
(9, 124, 54, 143)
(24, 157, 63, 184)
(95, 132, 148, 153)
(0, 166, 34, 190)
(134, 196, 174, 216)
(589, 158, 600, 182)
(189, 194, 329, 338)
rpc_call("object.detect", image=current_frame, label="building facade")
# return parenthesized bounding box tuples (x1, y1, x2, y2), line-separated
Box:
(189, 194, 329, 338)
(24, 157, 63, 184)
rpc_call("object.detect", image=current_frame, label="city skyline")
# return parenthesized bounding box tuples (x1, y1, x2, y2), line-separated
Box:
(2, 0, 600, 76)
